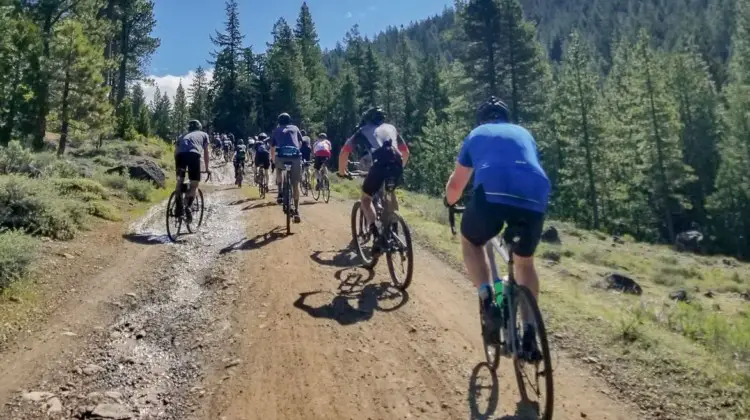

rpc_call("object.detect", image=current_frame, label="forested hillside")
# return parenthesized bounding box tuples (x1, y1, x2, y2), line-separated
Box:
(2, 0, 750, 260)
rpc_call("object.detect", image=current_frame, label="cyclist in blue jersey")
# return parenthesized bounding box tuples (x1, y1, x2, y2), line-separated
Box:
(271, 113, 304, 223)
(444, 96, 550, 351)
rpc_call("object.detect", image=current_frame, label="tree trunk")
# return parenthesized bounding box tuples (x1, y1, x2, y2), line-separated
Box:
(574, 57, 600, 229)
(0, 61, 22, 146)
(33, 15, 54, 151)
(116, 5, 131, 107)
(57, 68, 71, 157)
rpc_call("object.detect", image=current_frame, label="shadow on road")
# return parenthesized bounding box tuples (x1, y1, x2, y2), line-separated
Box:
(219, 227, 290, 254)
(309, 241, 360, 268)
(299, 201, 319, 206)
(122, 233, 170, 245)
(229, 198, 258, 206)
(468, 362, 541, 420)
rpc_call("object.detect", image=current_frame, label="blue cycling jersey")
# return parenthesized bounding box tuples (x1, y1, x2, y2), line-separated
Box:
(457, 121, 550, 213)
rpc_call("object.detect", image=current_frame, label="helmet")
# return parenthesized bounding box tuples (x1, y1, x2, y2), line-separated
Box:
(258, 132, 268, 140)
(317, 133, 328, 139)
(188, 120, 202, 131)
(248, 139, 255, 145)
(300, 129, 307, 136)
(361, 106, 386, 125)
(277, 113, 292, 126)
(476, 96, 510, 123)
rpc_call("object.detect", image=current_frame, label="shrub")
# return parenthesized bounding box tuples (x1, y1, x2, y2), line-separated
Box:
(97, 173, 129, 191)
(126, 179, 153, 202)
(92, 156, 117, 167)
(0, 230, 37, 290)
(51, 178, 109, 200)
(0, 175, 83, 240)
(0, 140, 36, 176)
(87, 201, 121, 221)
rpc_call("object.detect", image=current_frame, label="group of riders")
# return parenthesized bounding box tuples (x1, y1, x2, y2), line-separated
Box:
(174, 97, 551, 355)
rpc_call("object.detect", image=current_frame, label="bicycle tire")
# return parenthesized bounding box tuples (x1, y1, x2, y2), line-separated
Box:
(311, 175, 320, 201)
(512, 285, 554, 420)
(323, 177, 330, 203)
(284, 173, 291, 235)
(166, 191, 181, 242)
(350, 202, 377, 268)
(301, 170, 309, 196)
(479, 296, 502, 370)
(386, 212, 414, 290)
(187, 189, 205, 233)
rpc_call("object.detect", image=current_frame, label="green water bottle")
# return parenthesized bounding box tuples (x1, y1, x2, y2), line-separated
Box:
(493, 276, 505, 306)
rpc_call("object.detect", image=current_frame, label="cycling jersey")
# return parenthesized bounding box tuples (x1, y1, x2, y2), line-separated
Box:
(234, 144, 247, 161)
(300, 143, 312, 161)
(271, 124, 304, 150)
(313, 139, 332, 157)
(342, 123, 408, 164)
(458, 122, 550, 214)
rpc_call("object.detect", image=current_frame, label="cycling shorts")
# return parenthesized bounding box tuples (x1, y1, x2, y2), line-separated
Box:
(362, 158, 403, 197)
(175, 152, 201, 182)
(254, 151, 271, 169)
(313, 155, 329, 171)
(461, 186, 545, 257)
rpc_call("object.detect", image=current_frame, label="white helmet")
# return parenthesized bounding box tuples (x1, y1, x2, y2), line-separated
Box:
(248, 139, 256, 145)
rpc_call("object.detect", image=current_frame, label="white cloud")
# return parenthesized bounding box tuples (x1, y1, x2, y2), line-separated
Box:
(345, 11, 352, 18)
(140, 69, 214, 104)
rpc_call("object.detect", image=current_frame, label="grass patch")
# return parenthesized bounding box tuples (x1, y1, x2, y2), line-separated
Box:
(0, 231, 37, 290)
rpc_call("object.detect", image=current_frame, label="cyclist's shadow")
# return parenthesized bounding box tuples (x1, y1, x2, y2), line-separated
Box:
(468, 362, 540, 420)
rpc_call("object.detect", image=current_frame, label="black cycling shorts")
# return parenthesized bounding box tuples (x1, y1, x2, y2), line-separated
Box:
(362, 159, 403, 197)
(313, 156, 329, 171)
(254, 152, 270, 169)
(460, 186, 545, 257)
(175, 152, 201, 182)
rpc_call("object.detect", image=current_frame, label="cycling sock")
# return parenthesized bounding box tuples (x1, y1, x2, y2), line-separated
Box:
(478, 283, 492, 302)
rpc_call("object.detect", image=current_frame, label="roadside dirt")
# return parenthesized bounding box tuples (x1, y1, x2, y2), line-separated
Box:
(0, 164, 644, 420)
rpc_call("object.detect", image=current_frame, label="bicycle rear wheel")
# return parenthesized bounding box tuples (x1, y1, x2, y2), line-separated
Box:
(166, 192, 182, 242)
(284, 174, 291, 234)
(323, 177, 330, 203)
(301, 170, 310, 196)
(186, 189, 205, 233)
(512, 285, 554, 420)
(311, 174, 320, 201)
(350, 202, 377, 268)
(479, 297, 502, 370)
(385, 212, 414, 290)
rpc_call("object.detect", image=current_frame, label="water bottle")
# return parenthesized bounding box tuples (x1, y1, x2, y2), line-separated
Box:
(493, 276, 505, 307)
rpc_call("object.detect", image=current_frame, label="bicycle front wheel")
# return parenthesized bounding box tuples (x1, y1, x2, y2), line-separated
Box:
(187, 189, 205, 233)
(385, 212, 414, 290)
(311, 174, 320, 201)
(512, 285, 554, 420)
(350, 202, 377, 268)
(284, 175, 291, 234)
(301, 171, 310, 196)
(323, 177, 330, 203)
(166, 192, 182, 242)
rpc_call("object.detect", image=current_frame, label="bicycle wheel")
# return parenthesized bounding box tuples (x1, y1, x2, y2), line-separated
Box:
(284, 174, 291, 234)
(301, 170, 310, 196)
(311, 174, 320, 201)
(186, 189, 205, 233)
(479, 297, 502, 371)
(512, 285, 554, 420)
(323, 177, 330, 203)
(166, 191, 182, 242)
(385, 212, 414, 290)
(350, 202, 377, 268)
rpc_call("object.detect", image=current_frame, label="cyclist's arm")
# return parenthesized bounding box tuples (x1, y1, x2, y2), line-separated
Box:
(445, 139, 473, 205)
(203, 137, 210, 172)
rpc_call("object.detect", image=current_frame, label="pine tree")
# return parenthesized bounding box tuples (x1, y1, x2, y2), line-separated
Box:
(131, 83, 147, 120)
(416, 55, 450, 127)
(360, 44, 381, 107)
(116, 97, 136, 141)
(188, 66, 210, 127)
(397, 34, 416, 135)
(294, 2, 328, 127)
(136, 106, 150, 137)
(266, 18, 309, 124)
(114, 0, 159, 106)
(172, 80, 188, 136)
(151, 88, 172, 141)
(552, 31, 607, 228)
(210, 0, 245, 135)
(461, 0, 502, 98)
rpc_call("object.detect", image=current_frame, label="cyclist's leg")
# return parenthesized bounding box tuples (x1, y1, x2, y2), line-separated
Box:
(361, 163, 386, 228)
(290, 157, 302, 212)
(185, 153, 202, 205)
(275, 158, 284, 202)
(174, 154, 186, 194)
(505, 208, 544, 299)
(460, 189, 505, 304)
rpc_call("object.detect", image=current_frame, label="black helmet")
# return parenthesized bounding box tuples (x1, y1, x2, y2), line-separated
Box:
(476, 96, 509, 123)
(277, 113, 292, 126)
(258, 132, 268, 140)
(188, 119, 202, 131)
(361, 106, 386, 125)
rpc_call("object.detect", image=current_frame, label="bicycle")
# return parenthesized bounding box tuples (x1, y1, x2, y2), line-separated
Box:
(278, 155, 300, 235)
(311, 165, 330, 203)
(301, 160, 312, 197)
(447, 203, 553, 419)
(256, 166, 268, 199)
(342, 171, 414, 290)
(234, 160, 245, 187)
(166, 171, 211, 242)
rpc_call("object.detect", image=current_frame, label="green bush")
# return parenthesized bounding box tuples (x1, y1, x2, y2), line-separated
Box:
(51, 178, 109, 200)
(0, 140, 36, 176)
(92, 156, 117, 167)
(0, 230, 37, 290)
(0, 175, 84, 240)
(87, 201, 121, 221)
(126, 179, 153, 202)
(97, 173, 129, 191)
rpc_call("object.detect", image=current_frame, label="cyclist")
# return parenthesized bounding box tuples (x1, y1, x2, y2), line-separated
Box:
(254, 134, 271, 185)
(313, 133, 332, 189)
(222, 135, 232, 160)
(174, 120, 211, 221)
(300, 136, 313, 186)
(233, 139, 248, 182)
(337, 106, 410, 253)
(271, 113, 304, 222)
(444, 96, 550, 354)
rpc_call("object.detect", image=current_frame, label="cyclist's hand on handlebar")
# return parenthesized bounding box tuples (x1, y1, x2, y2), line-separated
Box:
(443, 197, 451, 208)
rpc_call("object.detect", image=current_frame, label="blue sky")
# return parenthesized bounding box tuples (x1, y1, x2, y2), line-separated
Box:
(143, 0, 453, 101)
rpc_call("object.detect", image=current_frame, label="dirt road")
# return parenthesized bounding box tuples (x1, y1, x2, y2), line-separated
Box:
(0, 166, 643, 419)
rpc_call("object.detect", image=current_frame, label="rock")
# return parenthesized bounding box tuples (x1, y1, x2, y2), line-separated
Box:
(62, 253, 75, 259)
(599, 273, 642, 295)
(104, 391, 122, 402)
(541, 226, 560, 244)
(740, 290, 750, 301)
(86, 392, 104, 402)
(135, 330, 146, 340)
(582, 356, 599, 364)
(704, 290, 715, 298)
(62, 331, 77, 337)
(8, 296, 22, 303)
(91, 403, 132, 419)
(224, 359, 241, 369)
(105, 157, 166, 188)
(612, 236, 625, 245)
(46, 397, 62, 414)
(22, 391, 55, 402)
(82, 364, 105, 375)
(674, 230, 704, 253)
(541, 250, 561, 263)
(669, 289, 690, 302)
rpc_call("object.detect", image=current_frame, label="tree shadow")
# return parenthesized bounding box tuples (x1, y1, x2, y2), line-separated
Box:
(219, 227, 290, 254)
(122, 232, 171, 245)
(310, 241, 360, 268)
(467, 362, 541, 420)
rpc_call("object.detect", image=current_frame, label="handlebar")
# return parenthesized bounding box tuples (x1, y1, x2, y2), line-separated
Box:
(446, 202, 466, 236)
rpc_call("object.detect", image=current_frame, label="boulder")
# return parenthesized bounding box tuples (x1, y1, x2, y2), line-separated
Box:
(600, 273, 642, 295)
(106, 157, 166, 188)
(541, 226, 560, 244)
(669, 289, 690, 302)
(674, 230, 704, 253)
